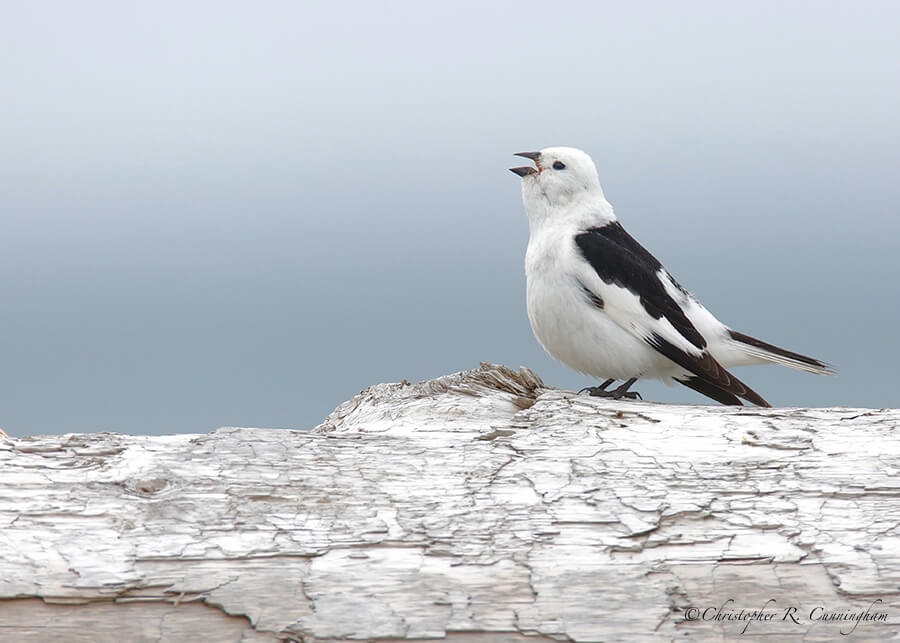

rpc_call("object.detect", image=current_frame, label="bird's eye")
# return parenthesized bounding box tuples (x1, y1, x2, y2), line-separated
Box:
(552, 161, 566, 170)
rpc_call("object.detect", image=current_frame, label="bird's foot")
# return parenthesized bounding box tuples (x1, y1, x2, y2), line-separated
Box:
(579, 378, 642, 401)
(579, 378, 614, 396)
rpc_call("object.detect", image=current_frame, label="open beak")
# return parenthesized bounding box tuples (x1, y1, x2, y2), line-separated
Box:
(509, 151, 541, 177)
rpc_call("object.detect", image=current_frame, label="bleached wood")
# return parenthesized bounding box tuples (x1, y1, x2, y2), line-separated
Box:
(1, 363, 899, 642)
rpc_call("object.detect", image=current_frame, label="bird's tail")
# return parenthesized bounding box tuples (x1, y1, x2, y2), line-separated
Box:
(727, 330, 835, 376)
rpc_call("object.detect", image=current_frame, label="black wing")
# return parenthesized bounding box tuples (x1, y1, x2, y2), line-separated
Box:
(574, 222, 705, 350)
(649, 333, 771, 407)
(575, 222, 770, 407)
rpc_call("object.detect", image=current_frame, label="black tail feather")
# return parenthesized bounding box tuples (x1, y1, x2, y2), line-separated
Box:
(677, 376, 744, 406)
(647, 333, 772, 407)
(728, 329, 835, 375)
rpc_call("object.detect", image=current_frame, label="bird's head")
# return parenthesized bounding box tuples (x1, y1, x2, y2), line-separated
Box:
(509, 147, 604, 211)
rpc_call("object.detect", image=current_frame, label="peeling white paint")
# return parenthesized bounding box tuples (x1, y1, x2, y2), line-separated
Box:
(1, 363, 899, 641)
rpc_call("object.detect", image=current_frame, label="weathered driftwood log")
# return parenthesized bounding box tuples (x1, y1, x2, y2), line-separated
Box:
(1, 363, 898, 642)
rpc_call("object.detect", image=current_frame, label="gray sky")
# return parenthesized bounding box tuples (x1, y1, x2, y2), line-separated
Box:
(2, 1, 899, 437)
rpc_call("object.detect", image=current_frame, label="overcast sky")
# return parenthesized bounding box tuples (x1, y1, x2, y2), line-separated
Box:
(2, 1, 898, 437)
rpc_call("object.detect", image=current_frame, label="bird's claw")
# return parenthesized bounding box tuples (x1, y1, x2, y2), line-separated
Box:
(579, 385, 642, 400)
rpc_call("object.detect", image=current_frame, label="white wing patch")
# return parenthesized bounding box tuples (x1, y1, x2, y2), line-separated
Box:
(574, 262, 705, 358)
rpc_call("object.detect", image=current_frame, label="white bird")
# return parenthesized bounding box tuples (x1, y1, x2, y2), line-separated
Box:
(509, 146, 834, 406)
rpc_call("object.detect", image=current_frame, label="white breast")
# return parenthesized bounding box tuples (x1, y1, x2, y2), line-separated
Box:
(525, 229, 675, 381)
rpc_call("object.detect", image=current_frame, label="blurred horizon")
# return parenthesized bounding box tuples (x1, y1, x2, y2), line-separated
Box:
(2, 1, 899, 437)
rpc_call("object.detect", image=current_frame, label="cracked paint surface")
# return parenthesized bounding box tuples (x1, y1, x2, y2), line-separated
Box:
(1, 363, 899, 641)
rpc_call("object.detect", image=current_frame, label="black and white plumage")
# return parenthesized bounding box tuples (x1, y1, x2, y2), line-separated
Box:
(509, 146, 834, 407)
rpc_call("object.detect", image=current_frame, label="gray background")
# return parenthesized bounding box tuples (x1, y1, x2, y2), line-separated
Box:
(2, 1, 898, 437)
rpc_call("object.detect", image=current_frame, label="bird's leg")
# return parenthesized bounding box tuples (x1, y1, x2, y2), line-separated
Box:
(579, 378, 615, 395)
(583, 377, 642, 401)
(610, 377, 642, 400)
